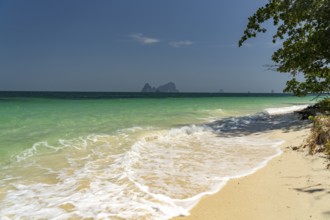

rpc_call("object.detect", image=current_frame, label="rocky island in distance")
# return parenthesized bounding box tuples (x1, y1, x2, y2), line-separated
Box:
(141, 82, 179, 93)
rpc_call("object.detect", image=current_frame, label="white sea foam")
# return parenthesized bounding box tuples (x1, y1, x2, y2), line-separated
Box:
(264, 104, 309, 115)
(14, 141, 58, 162)
(1, 119, 286, 219)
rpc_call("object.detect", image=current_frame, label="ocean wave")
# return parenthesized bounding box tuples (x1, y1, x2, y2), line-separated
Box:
(2, 104, 310, 219)
(264, 104, 309, 115)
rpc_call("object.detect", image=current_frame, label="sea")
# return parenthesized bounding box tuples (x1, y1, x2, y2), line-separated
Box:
(0, 92, 315, 219)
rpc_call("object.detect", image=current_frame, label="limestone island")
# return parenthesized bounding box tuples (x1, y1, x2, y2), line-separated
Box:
(141, 82, 179, 93)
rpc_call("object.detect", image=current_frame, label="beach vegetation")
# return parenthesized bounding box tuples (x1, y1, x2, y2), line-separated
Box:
(307, 115, 330, 157)
(314, 98, 330, 114)
(239, 0, 330, 96)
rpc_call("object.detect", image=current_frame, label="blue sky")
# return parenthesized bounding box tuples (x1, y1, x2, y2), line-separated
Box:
(0, 0, 292, 92)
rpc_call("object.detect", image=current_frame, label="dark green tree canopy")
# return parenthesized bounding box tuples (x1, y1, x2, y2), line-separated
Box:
(239, 0, 330, 96)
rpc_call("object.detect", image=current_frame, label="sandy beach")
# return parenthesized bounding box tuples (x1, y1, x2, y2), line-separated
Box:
(174, 126, 330, 220)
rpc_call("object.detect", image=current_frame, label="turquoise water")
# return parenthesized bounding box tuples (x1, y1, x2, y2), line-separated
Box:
(0, 93, 315, 219)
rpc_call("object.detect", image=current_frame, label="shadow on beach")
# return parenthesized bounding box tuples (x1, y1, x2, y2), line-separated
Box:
(208, 112, 311, 137)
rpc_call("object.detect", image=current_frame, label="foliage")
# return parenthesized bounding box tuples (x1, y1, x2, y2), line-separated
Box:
(307, 115, 330, 156)
(314, 98, 330, 113)
(239, 0, 330, 96)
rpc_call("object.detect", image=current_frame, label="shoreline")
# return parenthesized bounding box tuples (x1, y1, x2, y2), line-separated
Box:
(173, 126, 330, 220)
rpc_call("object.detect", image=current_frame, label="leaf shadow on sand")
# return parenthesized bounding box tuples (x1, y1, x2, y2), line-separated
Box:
(292, 184, 330, 218)
(323, 211, 330, 217)
(293, 183, 330, 193)
(207, 112, 311, 137)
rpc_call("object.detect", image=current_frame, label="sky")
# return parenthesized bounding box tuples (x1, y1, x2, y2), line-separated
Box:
(0, 0, 294, 93)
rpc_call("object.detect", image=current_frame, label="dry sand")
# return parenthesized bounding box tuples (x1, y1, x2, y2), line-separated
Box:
(173, 127, 330, 220)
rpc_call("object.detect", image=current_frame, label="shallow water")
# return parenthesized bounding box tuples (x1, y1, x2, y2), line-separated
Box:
(0, 93, 315, 219)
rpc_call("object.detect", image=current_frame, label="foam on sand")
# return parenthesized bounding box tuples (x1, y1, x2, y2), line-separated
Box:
(0, 122, 285, 219)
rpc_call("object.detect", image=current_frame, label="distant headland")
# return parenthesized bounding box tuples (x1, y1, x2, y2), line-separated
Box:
(141, 82, 179, 93)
